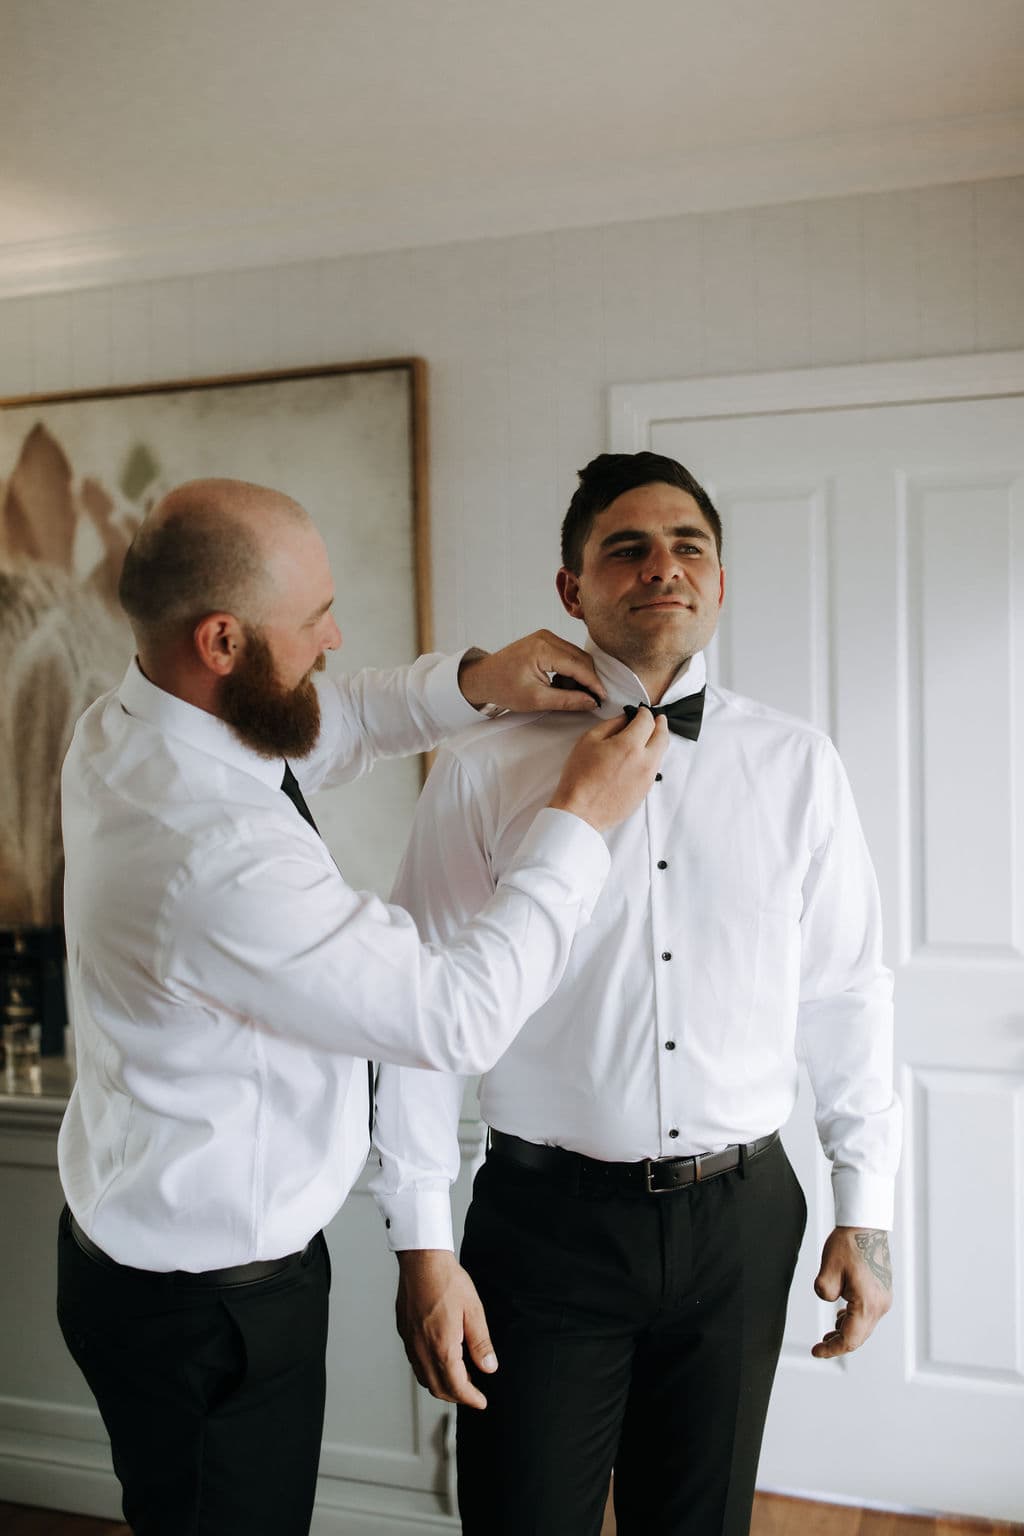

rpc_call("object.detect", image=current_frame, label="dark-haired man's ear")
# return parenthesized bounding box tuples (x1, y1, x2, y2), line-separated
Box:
(555, 568, 585, 622)
(194, 613, 245, 675)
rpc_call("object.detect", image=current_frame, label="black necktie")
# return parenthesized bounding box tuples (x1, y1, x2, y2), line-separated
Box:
(280, 762, 376, 1137)
(551, 674, 706, 740)
(280, 762, 319, 832)
(623, 687, 706, 741)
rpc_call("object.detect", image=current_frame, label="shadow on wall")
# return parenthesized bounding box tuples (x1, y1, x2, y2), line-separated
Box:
(0, 424, 150, 926)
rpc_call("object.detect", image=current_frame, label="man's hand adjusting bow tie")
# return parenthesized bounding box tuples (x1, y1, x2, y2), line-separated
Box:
(622, 689, 705, 741)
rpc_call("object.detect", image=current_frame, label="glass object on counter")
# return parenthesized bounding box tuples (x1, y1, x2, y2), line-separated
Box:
(3, 1018, 42, 1094)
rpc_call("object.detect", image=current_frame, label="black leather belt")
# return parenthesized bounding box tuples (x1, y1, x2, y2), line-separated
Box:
(68, 1211, 312, 1288)
(488, 1129, 779, 1195)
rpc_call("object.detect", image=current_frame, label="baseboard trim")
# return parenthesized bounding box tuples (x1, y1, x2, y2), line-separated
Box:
(0, 1452, 461, 1534)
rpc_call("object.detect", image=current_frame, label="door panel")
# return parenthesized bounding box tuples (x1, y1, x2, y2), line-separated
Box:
(650, 394, 1024, 1520)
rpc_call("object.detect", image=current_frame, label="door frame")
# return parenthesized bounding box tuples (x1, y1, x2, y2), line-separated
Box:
(609, 349, 1024, 450)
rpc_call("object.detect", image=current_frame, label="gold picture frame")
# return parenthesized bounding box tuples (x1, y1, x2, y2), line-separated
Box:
(0, 358, 431, 924)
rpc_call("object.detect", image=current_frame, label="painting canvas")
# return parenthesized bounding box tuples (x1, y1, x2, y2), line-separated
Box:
(0, 360, 429, 927)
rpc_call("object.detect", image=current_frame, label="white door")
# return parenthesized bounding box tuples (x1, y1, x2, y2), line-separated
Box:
(612, 362, 1024, 1521)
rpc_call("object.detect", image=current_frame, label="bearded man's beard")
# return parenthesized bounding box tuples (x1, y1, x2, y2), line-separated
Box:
(221, 627, 324, 760)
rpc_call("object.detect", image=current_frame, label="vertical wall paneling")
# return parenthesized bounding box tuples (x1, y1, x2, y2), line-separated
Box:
(274, 259, 332, 369)
(146, 277, 195, 382)
(222, 267, 280, 376)
(976, 177, 1024, 352)
(28, 292, 74, 396)
(0, 298, 35, 397)
(502, 233, 565, 638)
(643, 211, 706, 382)
(69, 288, 112, 391)
(600, 219, 659, 386)
(700, 208, 757, 375)
(317, 251, 372, 365)
(442, 238, 513, 648)
(753, 203, 812, 372)
(189, 270, 242, 377)
(551, 224, 607, 509)
(862, 191, 922, 361)
(805, 196, 866, 367)
(110, 284, 153, 387)
(916, 183, 978, 355)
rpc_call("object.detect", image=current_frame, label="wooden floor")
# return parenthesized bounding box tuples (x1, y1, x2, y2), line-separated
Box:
(0, 1495, 1019, 1536)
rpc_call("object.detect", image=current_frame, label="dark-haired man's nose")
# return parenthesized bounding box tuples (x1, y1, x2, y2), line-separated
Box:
(641, 550, 679, 583)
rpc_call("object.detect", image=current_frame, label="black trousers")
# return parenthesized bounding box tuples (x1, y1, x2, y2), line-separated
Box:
(456, 1138, 806, 1536)
(57, 1208, 330, 1536)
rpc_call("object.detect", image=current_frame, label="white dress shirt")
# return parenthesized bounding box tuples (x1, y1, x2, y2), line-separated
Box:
(58, 654, 610, 1272)
(372, 641, 902, 1251)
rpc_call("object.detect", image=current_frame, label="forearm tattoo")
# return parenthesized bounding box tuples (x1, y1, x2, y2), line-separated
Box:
(855, 1230, 892, 1291)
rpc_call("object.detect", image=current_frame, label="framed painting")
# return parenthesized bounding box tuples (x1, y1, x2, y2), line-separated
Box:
(0, 358, 431, 933)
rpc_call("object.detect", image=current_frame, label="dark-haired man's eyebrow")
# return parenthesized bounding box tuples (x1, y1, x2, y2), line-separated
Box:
(599, 525, 712, 550)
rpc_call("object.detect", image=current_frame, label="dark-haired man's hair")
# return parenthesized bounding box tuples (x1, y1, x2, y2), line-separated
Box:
(118, 508, 268, 644)
(560, 452, 722, 573)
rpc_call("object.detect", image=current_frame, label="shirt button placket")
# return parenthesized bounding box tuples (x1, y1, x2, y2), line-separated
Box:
(649, 793, 678, 1155)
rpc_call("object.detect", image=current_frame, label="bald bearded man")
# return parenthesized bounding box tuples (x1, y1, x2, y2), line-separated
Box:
(56, 479, 667, 1536)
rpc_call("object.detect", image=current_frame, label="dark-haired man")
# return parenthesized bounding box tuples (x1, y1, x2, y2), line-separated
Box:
(57, 477, 667, 1536)
(374, 452, 901, 1536)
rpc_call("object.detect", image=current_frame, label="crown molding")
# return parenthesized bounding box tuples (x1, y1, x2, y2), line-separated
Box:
(2, 111, 1022, 300)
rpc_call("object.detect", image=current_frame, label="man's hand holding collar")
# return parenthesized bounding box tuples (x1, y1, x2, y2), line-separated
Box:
(459, 632, 605, 716)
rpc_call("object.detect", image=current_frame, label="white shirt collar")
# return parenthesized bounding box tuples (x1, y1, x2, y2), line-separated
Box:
(584, 637, 707, 712)
(116, 658, 285, 789)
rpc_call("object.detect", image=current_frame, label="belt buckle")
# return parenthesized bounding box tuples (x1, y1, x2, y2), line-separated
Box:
(644, 1153, 701, 1193)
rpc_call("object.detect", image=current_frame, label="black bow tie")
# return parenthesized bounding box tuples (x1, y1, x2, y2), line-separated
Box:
(552, 675, 706, 740)
(551, 673, 705, 740)
(623, 688, 706, 741)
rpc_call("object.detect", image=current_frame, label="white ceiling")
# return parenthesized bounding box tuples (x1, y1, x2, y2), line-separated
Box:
(2, 0, 1023, 294)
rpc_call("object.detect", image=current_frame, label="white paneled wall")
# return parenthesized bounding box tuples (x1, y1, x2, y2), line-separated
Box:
(2, 177, 1023, 654)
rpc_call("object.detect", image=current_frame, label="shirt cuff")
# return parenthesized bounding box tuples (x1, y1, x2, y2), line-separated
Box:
(503, 807, 611, 923)
(418, 650, 490, 735)
(380, 1189, 456, 1253)
(832, 1166, 895, 1230)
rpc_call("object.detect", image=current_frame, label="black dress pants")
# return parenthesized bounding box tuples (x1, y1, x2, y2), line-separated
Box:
(57, 1208, 330, 1536)
(456, 1137, 806, 1536)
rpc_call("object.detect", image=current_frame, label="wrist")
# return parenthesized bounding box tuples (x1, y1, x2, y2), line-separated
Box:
(457, 646, 491, 709)
(396, 1247, 458, 1275)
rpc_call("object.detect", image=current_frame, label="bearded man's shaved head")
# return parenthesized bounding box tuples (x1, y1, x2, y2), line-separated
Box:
(118, 478, 310, 648)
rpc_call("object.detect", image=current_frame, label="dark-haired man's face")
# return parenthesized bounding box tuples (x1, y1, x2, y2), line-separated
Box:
(220, 626, 325, 759)
(556, 483, 724, 692)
